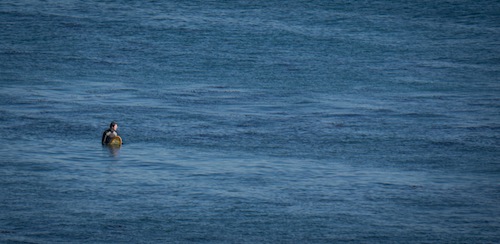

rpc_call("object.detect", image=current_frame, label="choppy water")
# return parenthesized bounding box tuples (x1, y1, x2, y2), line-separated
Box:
(1, 0, 499, 243)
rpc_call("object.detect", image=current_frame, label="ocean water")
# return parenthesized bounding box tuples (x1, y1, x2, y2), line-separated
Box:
(1, 0, 499, 243)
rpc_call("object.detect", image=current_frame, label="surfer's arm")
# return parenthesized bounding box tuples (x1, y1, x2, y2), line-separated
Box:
(102, 132, 108, 145)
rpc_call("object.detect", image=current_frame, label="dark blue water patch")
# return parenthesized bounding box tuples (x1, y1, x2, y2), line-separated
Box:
(2, 140, 499, 243)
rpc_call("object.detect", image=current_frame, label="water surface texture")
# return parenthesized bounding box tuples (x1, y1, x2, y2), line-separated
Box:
(1, 0, 499, 243)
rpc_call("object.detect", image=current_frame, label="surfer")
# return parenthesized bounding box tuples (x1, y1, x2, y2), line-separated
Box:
(102, 121, 120, 145)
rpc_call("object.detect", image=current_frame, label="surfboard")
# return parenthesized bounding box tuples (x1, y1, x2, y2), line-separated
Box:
(108, 136, 122, 147)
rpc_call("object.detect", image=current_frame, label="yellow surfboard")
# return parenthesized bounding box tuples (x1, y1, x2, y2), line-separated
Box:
(108, 136, 122, 147)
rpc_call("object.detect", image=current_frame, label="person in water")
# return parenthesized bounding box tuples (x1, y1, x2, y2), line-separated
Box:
(102, 121, 119, 145)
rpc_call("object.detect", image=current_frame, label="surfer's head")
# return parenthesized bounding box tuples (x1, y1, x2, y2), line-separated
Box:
(110, 121, 118, 130)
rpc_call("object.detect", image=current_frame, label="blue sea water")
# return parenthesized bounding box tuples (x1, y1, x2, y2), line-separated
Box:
(1, 0, 499, 242)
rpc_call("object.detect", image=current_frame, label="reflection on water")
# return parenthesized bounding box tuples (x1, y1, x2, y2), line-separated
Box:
(105, 145, 121, 157)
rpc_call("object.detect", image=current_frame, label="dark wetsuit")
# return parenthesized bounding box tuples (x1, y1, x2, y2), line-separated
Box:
(102, 129, 118, 145)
